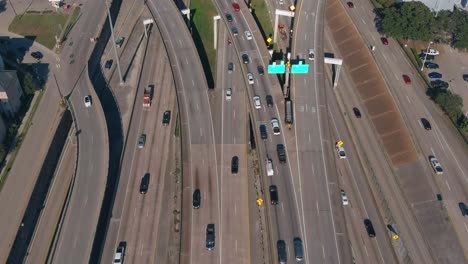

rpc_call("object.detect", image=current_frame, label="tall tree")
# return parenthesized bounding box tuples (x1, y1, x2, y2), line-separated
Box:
(382, 2, 434, 41)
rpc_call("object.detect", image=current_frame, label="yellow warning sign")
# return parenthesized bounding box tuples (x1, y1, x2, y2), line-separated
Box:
(267, 37, 272, 43)
(392, 235, 399, 240)
(286, 62, 291, 67)
(336, 140, 344, 147)
(257, 198, 263, 205)
(289, 5, 296, 11)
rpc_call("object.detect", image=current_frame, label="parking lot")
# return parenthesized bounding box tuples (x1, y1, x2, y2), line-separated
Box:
(406, 40, 468, 113)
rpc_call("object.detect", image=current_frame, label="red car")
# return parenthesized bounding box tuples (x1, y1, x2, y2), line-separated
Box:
(381, 37, 388, 45)
(403, 74, 411, 84)
(347, 2, 354, 8)
(232, 3, 240, 12)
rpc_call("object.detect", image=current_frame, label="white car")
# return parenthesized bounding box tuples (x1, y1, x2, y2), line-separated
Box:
(423, 48, 439, 56)
(341, 190, 349, 205)
(253, 95, 261, 109)
(279, 0, 284, 5)
(266, 159, 274, 176)
(336, 146, 346, 159)
(271, 118, 280, 135)
(84, 95, 92, 107)
(226, 88, 232, 101)
(245, 31, 253, 40)
(308, 48, 315, 61)
(247, 73, 254, 84)
(429, 156, 443, 174)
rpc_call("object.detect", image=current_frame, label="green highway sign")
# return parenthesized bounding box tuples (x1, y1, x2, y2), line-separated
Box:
(268, 61, 286, 74)
(291, 61, 309, 74)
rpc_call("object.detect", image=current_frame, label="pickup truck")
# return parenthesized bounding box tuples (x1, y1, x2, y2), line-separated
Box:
(113, 241, 126, 264)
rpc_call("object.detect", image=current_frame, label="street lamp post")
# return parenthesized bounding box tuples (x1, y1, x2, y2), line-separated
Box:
(105, 0, 124, 85)
(420, 41, 433, 71)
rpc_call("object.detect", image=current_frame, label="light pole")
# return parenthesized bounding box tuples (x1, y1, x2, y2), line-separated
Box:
(420, 41, 433, 71)
(105, 0, 124, 85)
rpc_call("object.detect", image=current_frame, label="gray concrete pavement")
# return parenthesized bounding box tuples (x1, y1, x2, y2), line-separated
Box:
(146, 0, 221, 263)
(24, 131, 76, 264)
(289, 0, 351, 262)
(213, 1, 309, 262)
(49, 1, 109, 262)
(339, 0, 467, 262)
(211, 25, 251, 263)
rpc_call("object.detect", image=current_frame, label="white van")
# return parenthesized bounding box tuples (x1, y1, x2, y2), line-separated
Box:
(266, 159, 274, 176)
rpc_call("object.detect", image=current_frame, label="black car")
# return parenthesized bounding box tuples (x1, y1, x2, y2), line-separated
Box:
(352, 107, 361, 118)
(206, 224, 215, 250)
(242, 54, 249, 64)
(419, 54, 435, 61)
(459, 202, 468, 216)
(463, 74, 468, 81)
(277, 240, 287, 264)
(163, 110, 171, 126)
(430, 80, 449, 88)
(269, 185, 278, 205)
(231, 26, 238, 36)
(140, 173, 150, 194)
(225, 13, 233, 22)
(424, 62, 439, 69)
(257, 65, 265, 75)
(31, 51, 43, 60)
(259, 124, 267, 140)
(193, 189, 201, 209)
(420, 118, 432, 130)
(231, 156, 239, 174)
(105, 59, 113, 69)
(363, 219, 376, 237)
(266, 95, 273, 107)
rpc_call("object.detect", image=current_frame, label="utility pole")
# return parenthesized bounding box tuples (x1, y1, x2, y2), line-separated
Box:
(105, 0, 124, 85)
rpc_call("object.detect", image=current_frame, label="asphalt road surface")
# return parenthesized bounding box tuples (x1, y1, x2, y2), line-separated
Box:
(146, 0, 221, 263)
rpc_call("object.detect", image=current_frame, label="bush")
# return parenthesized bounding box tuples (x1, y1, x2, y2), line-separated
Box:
(434, 92, 463, 121)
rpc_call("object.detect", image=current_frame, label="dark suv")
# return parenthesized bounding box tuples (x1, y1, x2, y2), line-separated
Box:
(277, 144, 286, 163)
(266, 95, 273, 107)
(163, 111, 171, 126)
(430, 80, 449, 88)
(140, 173, 150, 194)
(459, 202, 468, 216)
(269, 185, 278, 205)
(259, 124, 267, 139)
(277, 240, 287, 264)
(242, 54, 249, 64)
(231, 156, 239, 174)
(364, 219, 376, 237)
(193, 189, 201, 209)
(424, 62, 439, 69)
(419, 54, 435, 61)
(206, 224, 215, 250)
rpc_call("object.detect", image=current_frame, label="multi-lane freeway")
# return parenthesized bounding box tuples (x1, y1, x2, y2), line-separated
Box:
(3, 0, 468, 263)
